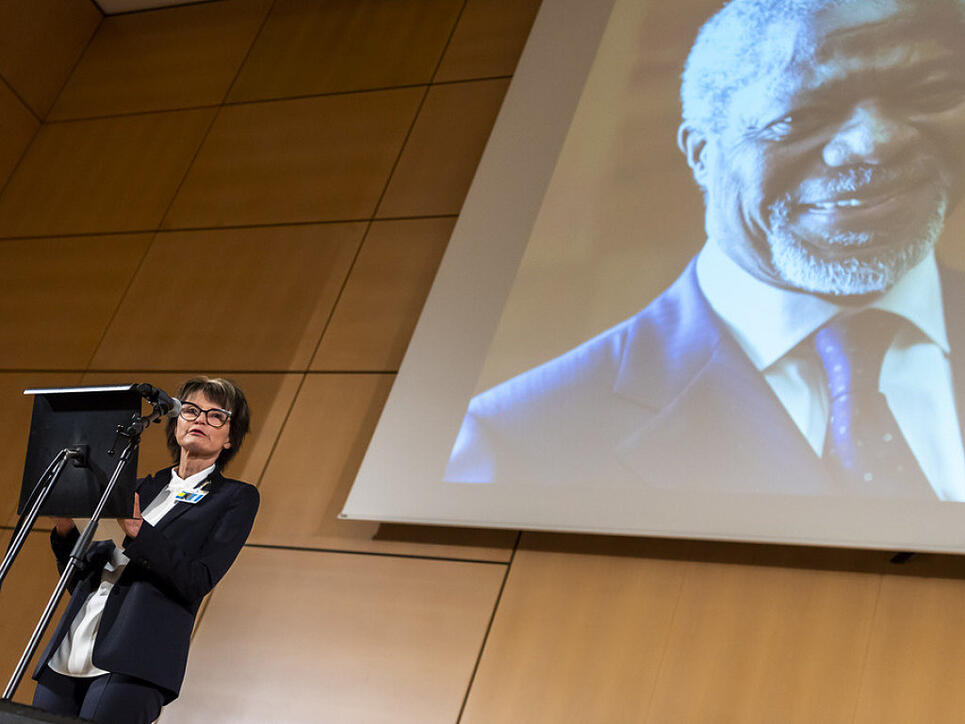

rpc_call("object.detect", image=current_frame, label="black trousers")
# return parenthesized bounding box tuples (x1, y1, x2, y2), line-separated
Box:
(33, 666, 164, 724)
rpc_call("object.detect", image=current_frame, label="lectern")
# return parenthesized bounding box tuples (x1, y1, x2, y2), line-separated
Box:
(0, 384, 173, 706)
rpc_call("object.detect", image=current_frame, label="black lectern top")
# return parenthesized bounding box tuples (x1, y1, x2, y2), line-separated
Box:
(18, 385, 141, 519)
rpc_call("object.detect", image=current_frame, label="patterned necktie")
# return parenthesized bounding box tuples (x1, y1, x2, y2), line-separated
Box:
(814, 310, 934, 498)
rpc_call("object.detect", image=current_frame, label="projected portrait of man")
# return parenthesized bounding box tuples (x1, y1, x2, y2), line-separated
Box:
(445, 0, 965, 499)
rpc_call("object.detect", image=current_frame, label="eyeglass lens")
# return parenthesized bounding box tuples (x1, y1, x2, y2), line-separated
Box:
(180, 403, 230, 428)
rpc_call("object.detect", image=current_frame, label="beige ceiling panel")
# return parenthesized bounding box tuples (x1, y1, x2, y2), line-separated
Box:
(250, 373, 514, 562)
(0, 108, 216, 238)
(79, 372, 303, 486)
(0, 0, 101, 119)
(227, 0, 462, 102)
(162, 547, 504, 723)
(0, 234, 151, 370)
(0, 530, 70, 705)
(312, 218, 454, 371)
(0, 373, 85, 527)
(0, 81, 39, 190)
(377, 79, 509, 218)
(854, 574, 965, 724)
(90, 224, 363, 371)
(163, 90, 422, 229)
(435, 0, 543, 82)
(50, 0, 271, 120)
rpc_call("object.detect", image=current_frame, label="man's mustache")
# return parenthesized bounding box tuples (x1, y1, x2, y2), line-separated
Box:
(796, 161, 940, 204)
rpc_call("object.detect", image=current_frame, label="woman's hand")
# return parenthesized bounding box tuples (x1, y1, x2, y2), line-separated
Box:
(118, 493, 143, 538)
(49, 517, 76, 537)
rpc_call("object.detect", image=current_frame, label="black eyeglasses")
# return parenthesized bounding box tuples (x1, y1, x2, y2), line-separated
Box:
(180, 402, 231, 428)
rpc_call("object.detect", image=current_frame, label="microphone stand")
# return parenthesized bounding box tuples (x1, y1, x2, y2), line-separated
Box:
(0, 447, 83, 592)
(2, 406, 160, 702)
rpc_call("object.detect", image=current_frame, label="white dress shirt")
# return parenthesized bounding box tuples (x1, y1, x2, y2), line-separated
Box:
(48, 464, 215, 678)
(696, 239, 965, 501)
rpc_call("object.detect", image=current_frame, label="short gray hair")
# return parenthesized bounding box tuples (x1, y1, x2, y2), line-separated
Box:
(680, 0, 965, 136)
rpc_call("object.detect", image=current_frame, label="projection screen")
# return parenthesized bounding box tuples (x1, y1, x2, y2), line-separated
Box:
(342, 0, 965, 553)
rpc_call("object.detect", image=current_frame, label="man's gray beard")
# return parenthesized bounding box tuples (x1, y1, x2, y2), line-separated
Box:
(765, 196, 946, 296)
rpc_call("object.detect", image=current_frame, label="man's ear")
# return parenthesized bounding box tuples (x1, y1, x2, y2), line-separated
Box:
(677, 123, 711, 186)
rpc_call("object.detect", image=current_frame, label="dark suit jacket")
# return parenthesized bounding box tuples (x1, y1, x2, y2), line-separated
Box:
(445, 260, 965, 497)
(33, 467, 259, 702)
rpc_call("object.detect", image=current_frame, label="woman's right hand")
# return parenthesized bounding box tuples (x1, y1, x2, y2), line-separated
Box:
(49, 517, 76, 537)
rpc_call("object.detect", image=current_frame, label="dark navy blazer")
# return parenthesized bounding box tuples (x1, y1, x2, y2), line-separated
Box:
(34, 467, 259, 702)
(445, 260, 965, 496)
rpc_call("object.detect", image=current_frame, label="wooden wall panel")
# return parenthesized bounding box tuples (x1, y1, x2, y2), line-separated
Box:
(0, 81, 38, 190)
(250, 373, 514, 561)
(0, 0, 101, 119)
(0, 234, 151, 369)
(465, 539, 887, 724)
(0, 530, 70, 705)
(90, 224, 364, 371)
(163, 90, 422, 229)
(49, 0, 271, 120)
(161, 547, 506, 724)
(0, 373, 84, 526)
(853, 575, 965, 724)
(227, 0, 462, 102)
(312, 218, 454, 371)
(377, 79, 509, 218)
(461, 547, 684, 724)
(646, 562, 880, 724)
(79, 372, 303, 486)
(435, 0, 543, 82)
(0, 109, 216, 238)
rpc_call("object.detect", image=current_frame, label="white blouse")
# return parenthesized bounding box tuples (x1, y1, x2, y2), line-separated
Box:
(47, 464, 215, 678)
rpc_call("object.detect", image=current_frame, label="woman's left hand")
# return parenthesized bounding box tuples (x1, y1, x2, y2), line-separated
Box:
(119, 493, 142, 538)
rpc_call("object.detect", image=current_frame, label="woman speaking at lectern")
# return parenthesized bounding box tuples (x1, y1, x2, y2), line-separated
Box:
(32, 377, 259, 724)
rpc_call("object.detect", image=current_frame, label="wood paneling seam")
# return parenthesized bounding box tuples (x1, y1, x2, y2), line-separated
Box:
(0, 73, 42, 205)
(430, 0, 473, 85)
(43, 13, 103, 122)
(847, 574, 885, 724)
(44, 78, 514, 126)
(45, 104, 221, 126)
(457, 529, 521, 723)
(642, 560, 693, 724)
(81, 105, 224, 372)
(248, 372, 306, 490)
(243, 540, 512, 566)
(98, 0, 222, 19)
(80, 234, 158, 373)
(0, 214, 459, 242)
(219, 0, 278, 104)
(299, 82, 437, 369)
(0, 74, 40, 125)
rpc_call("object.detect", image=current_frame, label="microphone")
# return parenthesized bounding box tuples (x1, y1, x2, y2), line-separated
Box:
(136, 384, 182, 418)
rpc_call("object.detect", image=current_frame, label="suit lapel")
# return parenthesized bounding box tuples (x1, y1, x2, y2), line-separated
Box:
(940, 266, 965, 451)
(612, 262, 832, 494)
(136, 468, 171, 508)
(154, 469, 224, 531)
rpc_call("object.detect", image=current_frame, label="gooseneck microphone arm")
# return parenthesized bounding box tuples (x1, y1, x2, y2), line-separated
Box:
(136, 383, 181, 421)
